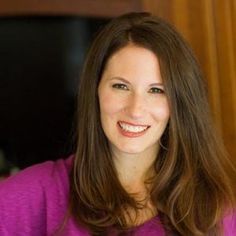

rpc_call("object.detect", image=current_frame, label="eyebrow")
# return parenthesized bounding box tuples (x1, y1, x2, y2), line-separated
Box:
(149, 82, 164, 87)
(109, 76, 164, 87)
(109, 77, 131, 84)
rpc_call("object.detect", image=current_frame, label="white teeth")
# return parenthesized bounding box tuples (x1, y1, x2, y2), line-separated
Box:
(119, 122, 148, 133)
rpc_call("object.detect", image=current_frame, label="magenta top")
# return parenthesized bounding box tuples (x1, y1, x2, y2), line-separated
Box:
(0, 156, 235, 235)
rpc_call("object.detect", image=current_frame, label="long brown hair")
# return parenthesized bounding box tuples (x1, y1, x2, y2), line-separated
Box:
(69, 12, 236, 235)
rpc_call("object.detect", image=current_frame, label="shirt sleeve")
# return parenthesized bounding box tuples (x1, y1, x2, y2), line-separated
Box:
(0, 156, 103, 236)
(0, 161, 53, 236)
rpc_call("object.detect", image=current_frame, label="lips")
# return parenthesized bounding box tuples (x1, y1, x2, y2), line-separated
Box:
(117, 121, 150, 137)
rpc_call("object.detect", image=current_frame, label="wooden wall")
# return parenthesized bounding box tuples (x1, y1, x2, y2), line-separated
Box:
(0, 0, 142, 17)
(142, 0, 236, 162)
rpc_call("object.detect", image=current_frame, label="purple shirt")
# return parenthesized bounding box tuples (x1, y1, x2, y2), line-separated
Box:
(0, 156, 235, 235)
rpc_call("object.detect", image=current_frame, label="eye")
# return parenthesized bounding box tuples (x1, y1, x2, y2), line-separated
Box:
(149, 87, 164, 94)
(112, 83, 129, 90)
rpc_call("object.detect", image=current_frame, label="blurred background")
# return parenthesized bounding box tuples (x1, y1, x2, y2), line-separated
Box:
(0, 0, 235, 176)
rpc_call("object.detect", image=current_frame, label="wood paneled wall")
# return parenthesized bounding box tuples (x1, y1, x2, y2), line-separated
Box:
(142, 0, 236, 161)
(0, 0, 142, 17)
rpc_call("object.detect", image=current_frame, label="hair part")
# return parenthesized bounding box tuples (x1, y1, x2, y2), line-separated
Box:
(68, 12, 236, 235)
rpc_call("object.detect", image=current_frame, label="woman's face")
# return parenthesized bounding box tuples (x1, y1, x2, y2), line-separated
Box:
(98, 44, 170, 157)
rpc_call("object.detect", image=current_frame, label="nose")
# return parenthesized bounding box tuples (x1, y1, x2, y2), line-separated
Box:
(125, 93, 146, 119)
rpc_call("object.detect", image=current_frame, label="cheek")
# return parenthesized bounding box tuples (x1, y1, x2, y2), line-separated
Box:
(152, 101, 170, 121)
(99, 92, 123, 116)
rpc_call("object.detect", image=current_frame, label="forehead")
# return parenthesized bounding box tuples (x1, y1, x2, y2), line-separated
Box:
(102, 44, 163, 84)
(107, 44, 158, 66)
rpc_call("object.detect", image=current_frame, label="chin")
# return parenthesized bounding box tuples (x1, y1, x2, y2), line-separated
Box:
(115, 144, 148, 155)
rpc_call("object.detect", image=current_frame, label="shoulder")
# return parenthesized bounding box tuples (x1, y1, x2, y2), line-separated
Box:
(0, 155, 74, 195)
(0, 155, 75, 236)
(223, 210, 236, 236)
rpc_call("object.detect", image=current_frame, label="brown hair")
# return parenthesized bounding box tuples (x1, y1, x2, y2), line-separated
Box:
(69, 12, 236, 235)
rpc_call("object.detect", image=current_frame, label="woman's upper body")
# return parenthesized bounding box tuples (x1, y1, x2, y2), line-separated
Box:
(1, 12, 236, 236)
(0, 156, 235, 236)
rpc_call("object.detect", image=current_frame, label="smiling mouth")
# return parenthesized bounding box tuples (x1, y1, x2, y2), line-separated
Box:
(118, 121, 150, 133)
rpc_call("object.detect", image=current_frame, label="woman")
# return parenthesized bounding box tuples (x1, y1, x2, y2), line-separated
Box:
(0, 12, 235, 236)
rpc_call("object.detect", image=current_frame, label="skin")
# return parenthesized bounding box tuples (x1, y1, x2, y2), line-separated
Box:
(98, 44, 170, 193)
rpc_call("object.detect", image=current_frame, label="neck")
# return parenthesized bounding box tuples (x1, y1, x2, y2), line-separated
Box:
(112, 146, 159, 194)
